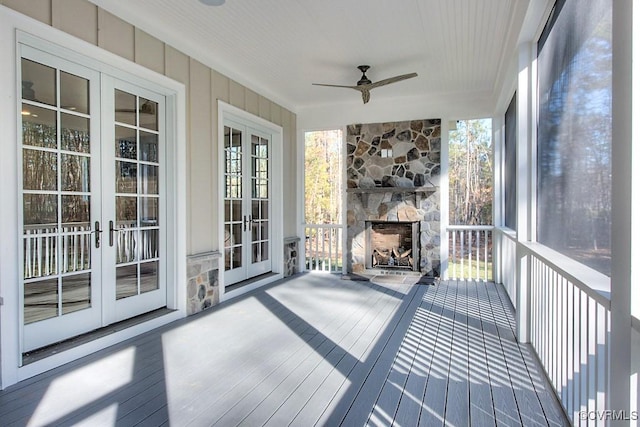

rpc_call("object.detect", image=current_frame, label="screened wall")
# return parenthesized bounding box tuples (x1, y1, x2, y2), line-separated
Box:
(536, 0, 612, 276)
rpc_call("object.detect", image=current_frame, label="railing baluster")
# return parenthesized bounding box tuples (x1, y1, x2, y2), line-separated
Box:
(475, 229, 479, 280)
(327, 227, 333, 272)
(73, 227, 78, 272)
(484, 229, 488, 281)
(303, 224, 343, 273)
(451, 230, 457, 280)
(446, 225, 492, 282)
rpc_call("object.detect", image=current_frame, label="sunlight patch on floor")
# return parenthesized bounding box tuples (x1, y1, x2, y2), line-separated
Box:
(29, 347, 135, 426)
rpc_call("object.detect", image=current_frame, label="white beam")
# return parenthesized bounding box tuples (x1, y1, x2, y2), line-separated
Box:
(515, 41, 535, 343)
(610, 0, 634, 423)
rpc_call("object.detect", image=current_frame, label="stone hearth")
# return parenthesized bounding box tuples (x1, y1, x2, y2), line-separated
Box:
(346, 119, 441, 276)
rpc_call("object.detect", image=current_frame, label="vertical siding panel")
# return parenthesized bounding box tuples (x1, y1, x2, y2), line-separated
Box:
(229, 80, 245, 109)
(270, 102, 282, 126)
(212, 71, 230, 104)
(211, 71, 229, 252)
(134, 28, 165, 75)
(210, 70, 223, 247)
(258, 95, 270, 120)
(282, 110, 296, 237)
(245, 89, 259, 116)
(52, 0, 97, 45)
(290, 112, 298, 238)
(164, 46, 190, 249)
(1, 0, 52, 24)
(189, 59, 213, 254)
(165, 46, 190, 85)
(97, 9, 134, 61)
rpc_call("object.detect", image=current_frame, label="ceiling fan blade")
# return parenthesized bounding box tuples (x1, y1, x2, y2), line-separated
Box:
(368, 72, 418, 89)
(312, 67, 417, 104)
(312, 83, 359, 89)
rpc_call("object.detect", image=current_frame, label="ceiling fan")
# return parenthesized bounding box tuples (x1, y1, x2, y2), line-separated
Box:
(312, 65, 418, 104)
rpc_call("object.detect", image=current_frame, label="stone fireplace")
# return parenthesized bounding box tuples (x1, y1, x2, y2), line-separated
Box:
(346, 119, 441, 276)
(366, 221, 419, 271)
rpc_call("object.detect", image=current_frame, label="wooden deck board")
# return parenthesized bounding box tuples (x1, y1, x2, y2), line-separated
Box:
(0, 275, 569, 427)
(323, 285, 423, 427)
(189, 279, 401, 427)
(264, 282, 407, 426)
(468, 280, 498, 426)
(392, 282, 441, 427)
(418, 282, 453, 427)
(444, 280, 471, 427)
(213, 288, 385, 426)
(310, 285, 420, 426)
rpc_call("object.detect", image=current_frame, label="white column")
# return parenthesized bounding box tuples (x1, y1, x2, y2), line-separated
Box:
(492, 116, 504, 285)
(610, 0, 635, 423)
(515, 42, 535, 343)
(440, 119, 451, 280)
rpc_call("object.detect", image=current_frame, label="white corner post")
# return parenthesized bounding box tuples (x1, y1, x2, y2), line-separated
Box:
(610, 0, 635, 423)
(440, 119, 450, 281)
(515, 41, 535, 343)
(492, 115, 505, 285)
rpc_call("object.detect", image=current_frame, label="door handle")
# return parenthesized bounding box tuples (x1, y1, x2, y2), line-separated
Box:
(109, 220, 115, 247)
(243, 215, 253, 231)
(94, 221, 102, 248)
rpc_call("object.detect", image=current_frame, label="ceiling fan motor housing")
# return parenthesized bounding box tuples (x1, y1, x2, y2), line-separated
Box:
(357, 65, 372, 86)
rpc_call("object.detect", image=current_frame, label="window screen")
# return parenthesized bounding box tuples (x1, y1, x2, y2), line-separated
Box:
(504, 92, 517, 230)
(537, 0, 612, 276)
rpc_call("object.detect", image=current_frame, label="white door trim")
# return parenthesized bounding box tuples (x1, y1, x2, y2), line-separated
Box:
(0, 7, 187, 389)
(217, 101, 283, 302)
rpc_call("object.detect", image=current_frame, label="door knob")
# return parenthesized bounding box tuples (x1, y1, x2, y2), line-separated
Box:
(94, 221, 102, 248)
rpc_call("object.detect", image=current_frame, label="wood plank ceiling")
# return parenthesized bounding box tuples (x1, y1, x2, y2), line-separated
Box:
(89, 0, 528, 111)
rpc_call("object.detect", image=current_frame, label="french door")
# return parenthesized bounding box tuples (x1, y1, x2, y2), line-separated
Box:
(20, 47, 166, 352)
(223, 120, 272, 286)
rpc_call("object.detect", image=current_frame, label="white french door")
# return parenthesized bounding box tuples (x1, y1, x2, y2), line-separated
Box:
(19, 47, 167, 352)
(223, 119, 272, 286)
(105, 79, 167, 324)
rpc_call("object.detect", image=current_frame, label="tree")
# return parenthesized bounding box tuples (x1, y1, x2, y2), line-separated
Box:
(449, 119, 493, 225)
(304, 130, 342, 224)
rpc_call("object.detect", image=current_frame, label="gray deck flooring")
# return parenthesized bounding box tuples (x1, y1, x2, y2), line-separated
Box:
(0, 274, 569, 426)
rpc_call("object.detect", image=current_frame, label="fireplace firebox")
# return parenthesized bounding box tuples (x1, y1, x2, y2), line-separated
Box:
(365, 221, 419, 271)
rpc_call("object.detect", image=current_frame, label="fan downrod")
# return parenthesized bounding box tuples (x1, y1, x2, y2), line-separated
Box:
(357, 65, 372, 86)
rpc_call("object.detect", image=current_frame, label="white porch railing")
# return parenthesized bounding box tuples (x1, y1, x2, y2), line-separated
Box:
(495, 228, 612, 426)
(304, 224, 343, 272)
(446, 225, 493, 281)
(24, 221, 157, 279)
(525, 244, 610, 426)
(24, 223, 92, 278)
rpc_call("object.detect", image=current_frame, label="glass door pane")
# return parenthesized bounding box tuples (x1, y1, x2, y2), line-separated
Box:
(114, 90, 160, 300)
(250, 134, 269, 264)
(224, 126, 244, 272)
(21, 54, 101, 351)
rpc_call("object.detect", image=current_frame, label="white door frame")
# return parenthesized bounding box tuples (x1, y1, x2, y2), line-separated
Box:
(217, 101, 283, 301)
(0, 8, 187, 389)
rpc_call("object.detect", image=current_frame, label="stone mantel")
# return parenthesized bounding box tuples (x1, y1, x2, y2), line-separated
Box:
(346, 186, 438, 194)
(347, 186, 438, 209)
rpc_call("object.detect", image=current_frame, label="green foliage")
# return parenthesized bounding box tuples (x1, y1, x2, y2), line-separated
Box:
(304, 130, 342, 224)
(449, 119, 493, 225)
(448, 260, 494, 281)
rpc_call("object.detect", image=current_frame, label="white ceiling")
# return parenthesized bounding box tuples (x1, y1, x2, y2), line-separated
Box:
(89, 0, 531, 114)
